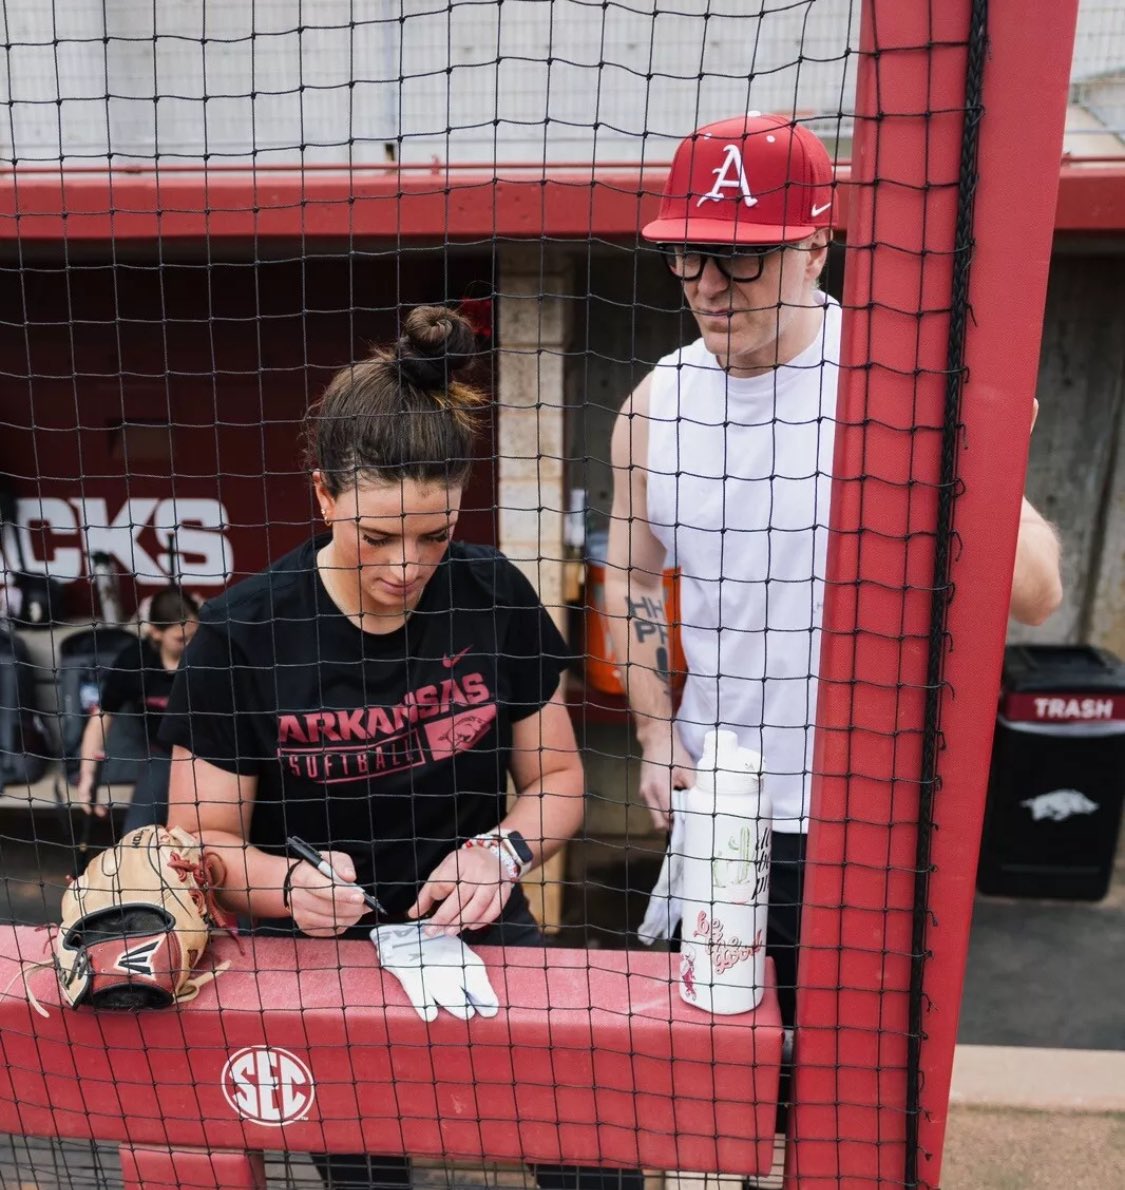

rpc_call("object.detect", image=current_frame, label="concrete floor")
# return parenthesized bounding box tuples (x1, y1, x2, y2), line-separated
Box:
(957, 867, 1125, 1050)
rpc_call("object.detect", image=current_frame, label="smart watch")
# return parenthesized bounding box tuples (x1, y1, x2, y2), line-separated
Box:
(464, 829, 535, 882)
(499, 828, 534, 871)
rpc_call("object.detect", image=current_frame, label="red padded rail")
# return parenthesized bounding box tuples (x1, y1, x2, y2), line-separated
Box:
(0, 927, 781, 1177)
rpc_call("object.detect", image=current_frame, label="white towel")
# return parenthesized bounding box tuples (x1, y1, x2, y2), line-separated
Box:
(638, 785, 687, 944)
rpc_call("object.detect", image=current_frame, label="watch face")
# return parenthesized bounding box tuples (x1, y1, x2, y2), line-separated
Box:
(506, 830, 534, 865)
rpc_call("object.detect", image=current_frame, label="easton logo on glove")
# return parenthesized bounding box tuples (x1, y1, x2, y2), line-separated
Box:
(115, 938, 163, 977)
(55, 824, 233, 1010)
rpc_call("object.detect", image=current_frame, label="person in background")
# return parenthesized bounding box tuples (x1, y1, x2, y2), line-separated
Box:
(76, 585, 200, 832)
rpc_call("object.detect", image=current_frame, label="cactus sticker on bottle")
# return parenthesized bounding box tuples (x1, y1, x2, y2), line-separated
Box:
(712, 821, 771, 905)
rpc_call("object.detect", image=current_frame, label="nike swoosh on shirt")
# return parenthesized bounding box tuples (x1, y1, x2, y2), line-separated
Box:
(810, 201, 832, 217)
(442, 645, 472, 669)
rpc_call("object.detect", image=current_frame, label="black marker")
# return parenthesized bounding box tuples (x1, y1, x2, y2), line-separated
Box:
(285, 835, 388, 918)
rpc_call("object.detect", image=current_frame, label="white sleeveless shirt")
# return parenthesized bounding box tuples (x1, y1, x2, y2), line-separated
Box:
(646, 294, 841, 831)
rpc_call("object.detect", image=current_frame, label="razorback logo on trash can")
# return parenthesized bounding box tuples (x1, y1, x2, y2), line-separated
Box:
(1021, 789, 1100, 822)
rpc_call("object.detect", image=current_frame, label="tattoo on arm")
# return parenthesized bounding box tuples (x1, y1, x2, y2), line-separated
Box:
(627, 595, 667, 643)
(655, 645, 670, 687)
(627, 595, 671, 686)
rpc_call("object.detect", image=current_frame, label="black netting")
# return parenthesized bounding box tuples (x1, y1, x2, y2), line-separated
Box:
(0, 3, 1092, 1189)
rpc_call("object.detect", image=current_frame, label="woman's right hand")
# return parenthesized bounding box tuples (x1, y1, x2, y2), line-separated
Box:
(637, 726, 695, 830)
(286, 850, 369, 936)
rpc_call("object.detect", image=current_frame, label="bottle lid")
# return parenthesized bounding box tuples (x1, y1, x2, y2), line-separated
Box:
(698, 729, 762, 795)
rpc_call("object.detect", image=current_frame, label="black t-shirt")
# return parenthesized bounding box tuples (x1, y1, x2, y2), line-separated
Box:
(160, 538, 569, 913)
(100, 635, 177, 751)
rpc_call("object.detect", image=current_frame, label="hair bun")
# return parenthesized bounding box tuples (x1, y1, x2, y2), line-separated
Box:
(396, 305, 478, 389)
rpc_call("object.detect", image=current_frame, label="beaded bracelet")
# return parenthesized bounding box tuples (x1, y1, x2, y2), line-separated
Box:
(462, 834, 521, 883)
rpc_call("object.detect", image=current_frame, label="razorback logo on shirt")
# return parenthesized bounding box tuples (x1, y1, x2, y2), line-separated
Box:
(276, 672, 496, 784)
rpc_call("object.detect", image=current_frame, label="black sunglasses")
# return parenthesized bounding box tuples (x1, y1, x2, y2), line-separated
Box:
(659, 242, 787, 283)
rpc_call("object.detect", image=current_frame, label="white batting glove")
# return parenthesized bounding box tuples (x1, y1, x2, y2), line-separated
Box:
(370, 922, 500, 1023)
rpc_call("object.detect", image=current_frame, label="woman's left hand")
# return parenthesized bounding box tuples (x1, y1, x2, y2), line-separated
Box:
(409, 844, 514, 935)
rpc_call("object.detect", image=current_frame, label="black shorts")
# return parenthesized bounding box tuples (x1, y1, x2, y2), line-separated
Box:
(766, 830, 806, 1029)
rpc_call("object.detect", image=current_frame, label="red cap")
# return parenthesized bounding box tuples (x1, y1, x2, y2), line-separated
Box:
(642, 112, 835, 245)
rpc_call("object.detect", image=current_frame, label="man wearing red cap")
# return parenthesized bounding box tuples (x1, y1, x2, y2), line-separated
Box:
(605, 114, 1061, 1030)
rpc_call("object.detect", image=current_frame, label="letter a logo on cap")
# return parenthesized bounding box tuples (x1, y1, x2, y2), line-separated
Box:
(696, 144, 757, 209)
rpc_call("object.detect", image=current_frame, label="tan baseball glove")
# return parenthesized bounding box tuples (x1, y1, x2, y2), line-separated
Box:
(55, 824, 232, 1010)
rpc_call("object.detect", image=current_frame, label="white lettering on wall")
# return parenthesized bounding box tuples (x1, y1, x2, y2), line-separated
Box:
(8, 497, 84, 578)
(153, 498, 233, 586)
(6, 496, 232, 588)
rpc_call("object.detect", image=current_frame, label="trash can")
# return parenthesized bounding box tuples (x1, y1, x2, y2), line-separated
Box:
(978, 644, 1125, 901)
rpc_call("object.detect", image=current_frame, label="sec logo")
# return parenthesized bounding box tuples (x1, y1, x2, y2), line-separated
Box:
(221, 1046, 315, 1126)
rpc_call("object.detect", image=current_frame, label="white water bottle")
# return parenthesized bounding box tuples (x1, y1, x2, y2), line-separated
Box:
(678, 729, 772, 1015)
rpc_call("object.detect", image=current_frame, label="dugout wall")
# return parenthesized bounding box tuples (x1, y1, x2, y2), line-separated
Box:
(0, 2, 1088, 1189)
(2, 250, 501, 607)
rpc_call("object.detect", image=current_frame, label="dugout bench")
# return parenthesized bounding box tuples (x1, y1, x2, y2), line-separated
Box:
(0, 926, 782, 1188)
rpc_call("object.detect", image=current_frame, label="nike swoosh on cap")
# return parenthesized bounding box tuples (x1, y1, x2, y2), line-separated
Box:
(810, 201, 832, 217)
